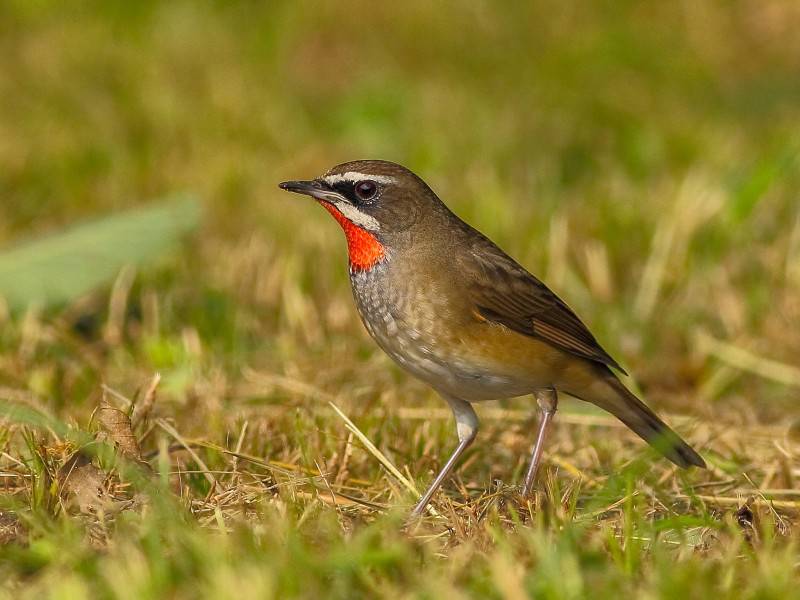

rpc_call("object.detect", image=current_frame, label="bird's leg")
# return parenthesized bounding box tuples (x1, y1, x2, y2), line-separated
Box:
(410, 396, 478, 517)
(521, 388, 558, 497)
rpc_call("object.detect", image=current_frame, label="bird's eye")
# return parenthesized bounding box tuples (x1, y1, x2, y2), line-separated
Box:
(354, 180, 378, 202)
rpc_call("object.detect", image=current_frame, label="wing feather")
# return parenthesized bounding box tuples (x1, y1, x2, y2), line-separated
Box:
(458, 231, 626, 374)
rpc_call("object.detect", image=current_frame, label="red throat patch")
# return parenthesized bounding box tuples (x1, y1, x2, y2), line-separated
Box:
(319, 201, 385, 271)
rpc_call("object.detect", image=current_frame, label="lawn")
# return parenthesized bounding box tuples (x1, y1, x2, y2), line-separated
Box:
(1, 1, 799, 598)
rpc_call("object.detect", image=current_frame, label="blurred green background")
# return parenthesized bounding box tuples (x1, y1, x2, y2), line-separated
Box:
(2, 2, 800, 597)
(1, 0, 797, 417)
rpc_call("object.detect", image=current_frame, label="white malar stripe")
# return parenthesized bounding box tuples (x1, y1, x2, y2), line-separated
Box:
(331, 200, 381, 231)
(323, 172, 395, 185)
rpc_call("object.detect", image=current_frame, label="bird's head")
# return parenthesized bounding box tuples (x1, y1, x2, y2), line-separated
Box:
(279, 160, 443, 271)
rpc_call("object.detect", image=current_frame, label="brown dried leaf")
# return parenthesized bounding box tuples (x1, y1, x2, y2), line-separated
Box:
(97, 403, 142, 462)
(58, 452, 108, 514)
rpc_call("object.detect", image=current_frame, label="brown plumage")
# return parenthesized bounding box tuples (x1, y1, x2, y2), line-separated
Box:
(279, 159, 705, 517)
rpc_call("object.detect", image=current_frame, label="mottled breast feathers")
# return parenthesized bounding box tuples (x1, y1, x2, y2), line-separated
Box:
(456, 229, 627, 374)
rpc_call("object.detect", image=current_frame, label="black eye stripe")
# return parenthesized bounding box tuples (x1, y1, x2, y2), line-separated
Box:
(332, 181, 354, 195)
(329, 179, 381, 203)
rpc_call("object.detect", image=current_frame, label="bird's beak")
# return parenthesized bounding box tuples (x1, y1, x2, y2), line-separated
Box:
(278, 179, 349, 204)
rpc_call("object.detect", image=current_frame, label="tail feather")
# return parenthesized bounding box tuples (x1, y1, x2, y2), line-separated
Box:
(572, 371, 706, 469)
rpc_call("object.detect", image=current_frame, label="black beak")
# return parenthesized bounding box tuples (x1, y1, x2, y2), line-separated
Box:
(278, 178, 348, 203)
(279, 179, 327, 195)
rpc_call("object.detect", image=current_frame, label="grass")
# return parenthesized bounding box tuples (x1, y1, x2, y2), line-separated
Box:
(1, 1, 800, 597)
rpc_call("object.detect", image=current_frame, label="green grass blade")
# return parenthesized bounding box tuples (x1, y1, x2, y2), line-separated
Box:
(0, 196, 201, 311)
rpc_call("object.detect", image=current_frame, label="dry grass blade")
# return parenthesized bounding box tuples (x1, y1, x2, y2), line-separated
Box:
(182, 438, 330, 479)
(546, 212, 570, 291)
(787, 214, 800, 286)
(243, 368, 337, 402)
(328, 402, 434, 514)
(155, 419, 218, 488)
(132, 373, 161, 429)
(634, 205, 677, 319)
(295, 490, 384, 509)
(682, 494, 800, 511)
(104, 265, 137, 346)
(635, 175, 723, 319)
(696, 331, 800, 388)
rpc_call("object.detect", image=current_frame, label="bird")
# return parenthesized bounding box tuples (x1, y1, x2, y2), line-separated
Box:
(279, 160, 705, 517)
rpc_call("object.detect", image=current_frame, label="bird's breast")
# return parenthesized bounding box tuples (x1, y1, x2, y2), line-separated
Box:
(348, 264, 551, 400)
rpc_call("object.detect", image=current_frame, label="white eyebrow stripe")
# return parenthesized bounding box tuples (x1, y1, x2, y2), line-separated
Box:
(323, 172, 395, 185)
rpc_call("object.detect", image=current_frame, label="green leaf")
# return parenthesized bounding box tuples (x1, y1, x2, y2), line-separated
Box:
(0, 196, 201, 311)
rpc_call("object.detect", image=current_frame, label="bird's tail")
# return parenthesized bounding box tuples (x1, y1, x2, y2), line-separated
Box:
(571, 370, 706, 469)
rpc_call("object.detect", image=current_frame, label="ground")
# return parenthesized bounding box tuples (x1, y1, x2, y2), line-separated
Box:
(1, 2, 799, 598)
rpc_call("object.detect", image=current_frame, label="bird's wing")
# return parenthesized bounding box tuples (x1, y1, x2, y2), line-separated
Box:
(458, 232, 626, 374)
